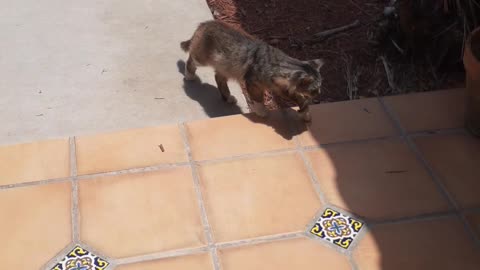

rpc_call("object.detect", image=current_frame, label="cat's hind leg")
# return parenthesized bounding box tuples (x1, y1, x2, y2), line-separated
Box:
(184, 55, 197, 81)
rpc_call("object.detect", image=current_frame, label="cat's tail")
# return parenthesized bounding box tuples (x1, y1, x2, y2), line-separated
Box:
(180, 39, 191, 52)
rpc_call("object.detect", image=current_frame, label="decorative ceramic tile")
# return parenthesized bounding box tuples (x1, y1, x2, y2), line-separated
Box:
(309, 208, 364, 249)
(51, 246, 109, 270)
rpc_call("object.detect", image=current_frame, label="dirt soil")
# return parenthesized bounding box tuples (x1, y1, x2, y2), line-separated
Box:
(206, 0, 465, 110)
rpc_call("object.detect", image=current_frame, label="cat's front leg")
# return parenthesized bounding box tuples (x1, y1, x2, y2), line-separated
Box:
(246, 81, 267, 118)
(295, 94, 312, 122)
(299, 107, 312, 122)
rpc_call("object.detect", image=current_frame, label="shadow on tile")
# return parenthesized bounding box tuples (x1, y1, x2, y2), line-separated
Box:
(290, 102, 479, 269)
(177, 59, 297, 141)
(241, 111, 298, 141)
(177, 52, 479, 270)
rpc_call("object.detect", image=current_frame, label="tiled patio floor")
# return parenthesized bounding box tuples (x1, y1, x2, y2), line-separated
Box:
(1, 89, 479, 269)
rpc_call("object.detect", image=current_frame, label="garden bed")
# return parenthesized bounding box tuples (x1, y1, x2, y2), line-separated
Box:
(206, 0, 466, 110)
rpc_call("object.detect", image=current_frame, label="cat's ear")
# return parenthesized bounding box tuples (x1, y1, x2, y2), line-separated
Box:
(307, 59, 325, 71)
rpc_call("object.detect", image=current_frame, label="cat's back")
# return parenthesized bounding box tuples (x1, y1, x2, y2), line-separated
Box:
(189, 20, 263, 79)
(199, 21, 254, 42)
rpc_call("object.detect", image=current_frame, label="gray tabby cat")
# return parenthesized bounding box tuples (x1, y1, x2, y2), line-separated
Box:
(180, 20, 324, 121)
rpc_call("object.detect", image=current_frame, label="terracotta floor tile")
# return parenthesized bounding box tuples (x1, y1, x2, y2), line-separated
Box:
(465, 212, 480, 240)
(219, 238, 351, 270)
(0, 183, 71, 269)
(116, 253, 213, 270)
(297, 98, 397, 146)
(354, 217, 480, 270)
(383, 89, 465, 133)
(79, 168, 206, 258)
(307, 139, 450, 220)
(414, 134, 480, 208)
(198, 154, 321, 242)
(0, 139, 70, 185)
(185, 112, 294, 161)
(75, 125, 187, 175)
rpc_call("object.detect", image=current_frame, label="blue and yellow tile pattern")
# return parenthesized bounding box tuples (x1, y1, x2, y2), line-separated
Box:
(51, 246, 109, 270)
(309, 208, 364, 249)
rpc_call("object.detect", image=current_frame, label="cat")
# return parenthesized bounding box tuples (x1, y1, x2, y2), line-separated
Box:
(180, 20, 324, 121)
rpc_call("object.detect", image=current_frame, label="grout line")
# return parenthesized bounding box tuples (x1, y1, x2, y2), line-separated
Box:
(114, 246, 210, 266)
(69, 137, 80, 243)
(0, 126, 461, 192)
(379, 98, 480, 246)
(69, 137, 78, 177)
(296, 142, 328, 205)
(0, 177, 70, 191)
(283, 113, 363, 263)
(75, 162, 190, 180)
(408, 128, 468, 137)
(210, 248, 222, 270)
(114, 232, 303, 266)
(462, 207, 480, 214)
(378, 97, 460, 210)
(369, 211, 457, 227)
(196, 148, 297, 165)
(215, 231, 303, 250)
(284, 112, 328, 206)
(378, 97, 480, 247)
(301, 135, 400, 152)
(0, 134, 406, 192)
(179, 123, 221, 270)
(459, 212, 480, 247)
(348, 256, 360, 270)
(195, 131, 405, 165)
(107, 208, 471, 267)
(0, 130, 446, 191)
(42, 242, 78, 270)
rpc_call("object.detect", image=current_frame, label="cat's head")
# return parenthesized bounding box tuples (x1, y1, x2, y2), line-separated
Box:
(273, 59, 325, 100)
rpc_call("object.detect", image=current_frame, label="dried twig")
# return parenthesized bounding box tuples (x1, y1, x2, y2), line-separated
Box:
(349, 0, 374, 17)
(390, 38, 406, 55)
(380, 55, 399, 93)
(343, 53, 360, 100)
(251, 26, 273, 34)
(433, 21, 458, 38)
(312, 20, 361, 42)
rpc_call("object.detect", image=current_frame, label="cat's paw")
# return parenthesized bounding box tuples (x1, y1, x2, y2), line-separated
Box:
(226, 95, 237, 104)
(252, 102, 267, 117)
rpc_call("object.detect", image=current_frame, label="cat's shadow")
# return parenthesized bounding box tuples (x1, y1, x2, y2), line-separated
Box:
(177, 60, 300, 140)
(177, 60, 243, 118)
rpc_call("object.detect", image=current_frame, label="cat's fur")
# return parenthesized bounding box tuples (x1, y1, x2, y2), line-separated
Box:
(180, 20, 324, 121)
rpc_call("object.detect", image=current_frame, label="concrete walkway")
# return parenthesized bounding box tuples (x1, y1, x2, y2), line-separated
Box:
(0, 0, 248, 145)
